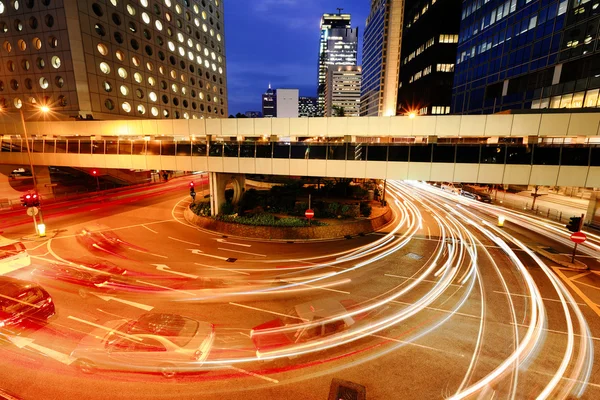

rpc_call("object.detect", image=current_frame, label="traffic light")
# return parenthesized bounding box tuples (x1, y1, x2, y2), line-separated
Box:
(20, 194, 28, 207)
(92, 170, 97, 176)
(566, 216, 582, 232)
(31, 193, 40, 207)
(189, 182, 196, 200)
(20, 192, 40, 208)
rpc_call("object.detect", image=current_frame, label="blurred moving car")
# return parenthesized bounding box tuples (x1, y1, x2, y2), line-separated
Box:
(31, 262, 127, 298)
(0, 239, 31, 273)
(77, 227, 122, 252)
(71, 313, 215, 378)
(441, 182, 463, 194)
(250, 299, 365, 356)
(0, 277, 55, 330)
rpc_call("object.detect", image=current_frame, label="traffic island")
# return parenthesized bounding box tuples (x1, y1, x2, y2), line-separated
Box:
(183, 202, 393, 241)
(535, 246, 588, 270)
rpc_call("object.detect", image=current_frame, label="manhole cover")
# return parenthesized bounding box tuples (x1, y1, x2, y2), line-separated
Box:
(406, 253, 423, 260)
(226, 258, 237, 263)
(328, 379, 366, 400)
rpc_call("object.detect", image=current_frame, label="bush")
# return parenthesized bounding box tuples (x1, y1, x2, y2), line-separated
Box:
(217, 213, 325, 227)
(360, 202, 372, 217)
(220, 202, 235, 215)
(191, 201, 211, 216)
(340, 204, 351, 217)
(238, 188, 260, 213)
(328, 202, 340, 216)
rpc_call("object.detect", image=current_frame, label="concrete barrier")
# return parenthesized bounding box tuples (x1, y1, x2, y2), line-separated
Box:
(184, 207, 393, 241)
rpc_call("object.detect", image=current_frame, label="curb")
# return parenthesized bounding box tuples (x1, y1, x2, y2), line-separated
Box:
(535, 246, 588, 270)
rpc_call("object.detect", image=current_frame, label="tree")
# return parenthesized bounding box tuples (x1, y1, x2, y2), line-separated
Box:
(235, 112, 248, 118)
(333, 106, 345, 117)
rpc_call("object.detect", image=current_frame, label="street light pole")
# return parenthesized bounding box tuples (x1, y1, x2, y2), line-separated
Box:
(19, 108, 46, 229)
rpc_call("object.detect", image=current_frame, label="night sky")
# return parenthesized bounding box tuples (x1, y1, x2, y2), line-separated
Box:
(224, 0, 369, 115)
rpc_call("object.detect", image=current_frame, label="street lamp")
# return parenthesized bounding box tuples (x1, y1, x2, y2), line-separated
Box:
(408, 112, 416, 119)
(0, 103, 52, 237)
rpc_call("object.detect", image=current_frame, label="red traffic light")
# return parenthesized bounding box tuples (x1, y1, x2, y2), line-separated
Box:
(32, 194, 37, 199)
(189, 182, 195, 187)
(25, 194, 31, 199)
(92, 170, 97, 175)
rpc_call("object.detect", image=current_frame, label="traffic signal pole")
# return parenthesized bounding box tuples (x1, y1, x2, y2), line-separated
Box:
(19, 108, 45, 235)
(570, 213, 585, 264)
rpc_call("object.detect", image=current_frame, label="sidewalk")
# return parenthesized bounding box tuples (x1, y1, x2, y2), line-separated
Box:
(493, 190, 588, 223)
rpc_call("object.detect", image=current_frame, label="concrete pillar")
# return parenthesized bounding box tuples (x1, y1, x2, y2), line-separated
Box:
(33, 166, 53, 198)
(0, 165, 22, 204)
(209, 172, 246, 216)
(586, 192, 598, 225)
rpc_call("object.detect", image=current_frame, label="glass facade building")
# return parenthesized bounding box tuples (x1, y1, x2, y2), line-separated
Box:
(262, 85, 275, 118)
(316, 13, 358, 116)
(398, 0, 461, 115)
(298, 96, 318, 117)
(360, 0, 404, 116)
(452, 0, 568, 114)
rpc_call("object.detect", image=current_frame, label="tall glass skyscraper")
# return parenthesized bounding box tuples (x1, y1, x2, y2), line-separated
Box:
(452, 0, 569, 114)
(316, 13, 358, 116)
(361, 0, 404, 116)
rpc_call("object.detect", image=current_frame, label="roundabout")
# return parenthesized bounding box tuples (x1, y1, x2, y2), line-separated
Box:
(1, 176, 599, 399)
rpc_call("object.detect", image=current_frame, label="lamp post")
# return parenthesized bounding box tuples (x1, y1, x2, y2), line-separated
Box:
(1, 103, 51, 236)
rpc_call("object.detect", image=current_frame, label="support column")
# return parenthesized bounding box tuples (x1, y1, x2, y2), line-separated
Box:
(208, 172, 246, 216)
(34, 166, 54, 198)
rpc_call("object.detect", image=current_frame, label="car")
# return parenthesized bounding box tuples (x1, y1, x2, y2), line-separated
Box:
(250, 299, 367, 357)
(77, 227, 123, 253)
(70, 313, 215, 378)
(0, 277, 55, 330)
(0, 239, 31, 273)
(31, 262, 127, 298)
(460, 189, 492, 203)
(441, 182, 463, 194)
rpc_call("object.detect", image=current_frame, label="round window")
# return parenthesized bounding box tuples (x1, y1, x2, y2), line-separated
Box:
(55, 76, 64, 88)
(119, 85, 129, 96)
(97, 43, 108, 56)
(117, 67, 127, 78)
(99, 62, 110, 74)
(51, 56, 61, 69)
(103, 81, 112, 92)
(121, 101, 131, 112)
(105, 99, 114, 110)
(38, 77, 49, 89)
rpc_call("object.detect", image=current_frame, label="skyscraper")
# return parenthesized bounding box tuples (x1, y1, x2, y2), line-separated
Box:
(316, 13, 358, 116)
(275, 88, 299, 118)
(262, 84, 276, 118)
(361, 0, 404, 116)
(452, 0, 569, 114)
(0, 0, 227, 120)
(398, 0, 461, 115)
(325, 66, 362, 117)
(298, 96, 318, 117)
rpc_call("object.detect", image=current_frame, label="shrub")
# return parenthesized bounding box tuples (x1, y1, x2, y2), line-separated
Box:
(328, 202, 340, 216)
(191, 201, 211, 216)
(217, 213, 325, 227)
(340, 204, 351, 217)
(360, 202, 372, 217)
(220, 202, 235, 215)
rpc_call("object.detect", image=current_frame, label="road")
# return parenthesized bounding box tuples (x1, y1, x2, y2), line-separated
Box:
(1, 176, 599, 399)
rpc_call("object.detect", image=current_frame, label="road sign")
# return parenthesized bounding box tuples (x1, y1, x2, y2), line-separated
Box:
(26, 207, 39, 216)
(305, 209, 314, 219)
(571, 231, 587, 244)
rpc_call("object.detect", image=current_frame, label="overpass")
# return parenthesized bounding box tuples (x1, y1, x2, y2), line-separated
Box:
(2, 113, 600, 213)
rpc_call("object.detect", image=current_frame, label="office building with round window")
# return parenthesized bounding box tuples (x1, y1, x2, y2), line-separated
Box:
(0, 0, 227, 120)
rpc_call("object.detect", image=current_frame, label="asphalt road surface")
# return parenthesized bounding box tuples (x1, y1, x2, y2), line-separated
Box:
(1, 176, 600, 400)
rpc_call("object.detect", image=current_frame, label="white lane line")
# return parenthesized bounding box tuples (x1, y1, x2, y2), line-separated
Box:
(153, 263, 198, 279)
(390, 300, 480, 319)
(510, 321, 600, 342)
(531, 369, 600, 389)
(279, 280, 351, 294)
(127, 247, 168, 259)
(371, 334, 464, 357)
(141, 225, 158, 234)
(26, 240, 50, 251)
(194, 263, 250, 276)
(217, 248, 266, 257)
(384, 273, 463, 287)
(189, 249, 229, 261)
(229, 302, 309, 322)
(238, 332, 251, 338)
(136, 279, 196, 295)
(215, 238, 252, 247)
(224, 365, 279, 384)
(169, 236, 201, 246)
(7, 336, 75, 365)
(492, 290, 587, 307)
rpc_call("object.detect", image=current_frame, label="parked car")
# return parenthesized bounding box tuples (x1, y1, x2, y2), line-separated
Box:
(0, 277, 55, 330)
(0, 239, 31, 271)
(70, 313, 215, 378)
(250, 299, 368, 357)
(31, 262, 127, 298)
(441, 182, 463, 194)
(460, 189, 492, 203)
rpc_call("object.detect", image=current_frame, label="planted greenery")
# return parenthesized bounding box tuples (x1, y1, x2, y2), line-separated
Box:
(216, 213, 326, 227)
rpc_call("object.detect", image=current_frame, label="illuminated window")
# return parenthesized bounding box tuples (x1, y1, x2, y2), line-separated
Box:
(121, 102, 131, 112)
(134, 72, 143, 83)
(151, 106, 158, 116)
(126, 4, 135, 15)
(137, 104, 146, 114)
(97, 43, 108, 55)
(51, 55, 61, 68)
(148, 76, 156, 86)
(132, 56, 140, 67)
(38, 77, 49, 89)
(14, 98, 22, 108)
(99, 62, 110, 74)
(436, 63, 454, 72)
(149, 91, 157, 102)
(17, 39, 26, 51)
(120, 85, 129, 96)
(103, 81, 112, 92)
(117, 67, 127, 79)
(142, 12, 150, 24)
(140, 0, 148, 7)
(155, 20, 163, 30)
(116, 50, 125, 61)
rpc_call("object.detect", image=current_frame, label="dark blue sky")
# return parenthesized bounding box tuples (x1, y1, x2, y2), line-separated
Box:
(224, 0, 368, 115)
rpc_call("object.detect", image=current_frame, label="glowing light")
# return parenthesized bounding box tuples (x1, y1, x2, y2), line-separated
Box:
(408, 112, 416, 119)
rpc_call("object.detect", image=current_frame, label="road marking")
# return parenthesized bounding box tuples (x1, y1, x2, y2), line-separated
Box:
(194, 263, 250, 276)
(384, 273, 463, 287)
(531, 370, 600, 390)
(570, 271, 591, 281)
(168, 236, 201, 246)
(141, 225, 158, 234)
(278, 279, 351, 294)
(552, 266, 600, 318)
(7, 336, 75, 365)
(218, 248, 266, 257)
(510, 321, 600, 342)
(224, 365, 279, 384)
(90, 293, 154, 311)
(371, 334, 464, 357)
(136, 280, 197, 295)
(229, 302, 309, 322)
(189, 249, 229, 261)
(127, 247, 168, 259)
(390, 300, 480, 319)
(215, 238, 252, 247)
(492, 290, 588, 307)
(153, 263, 198, 279)
(26, 240, 50, 251)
